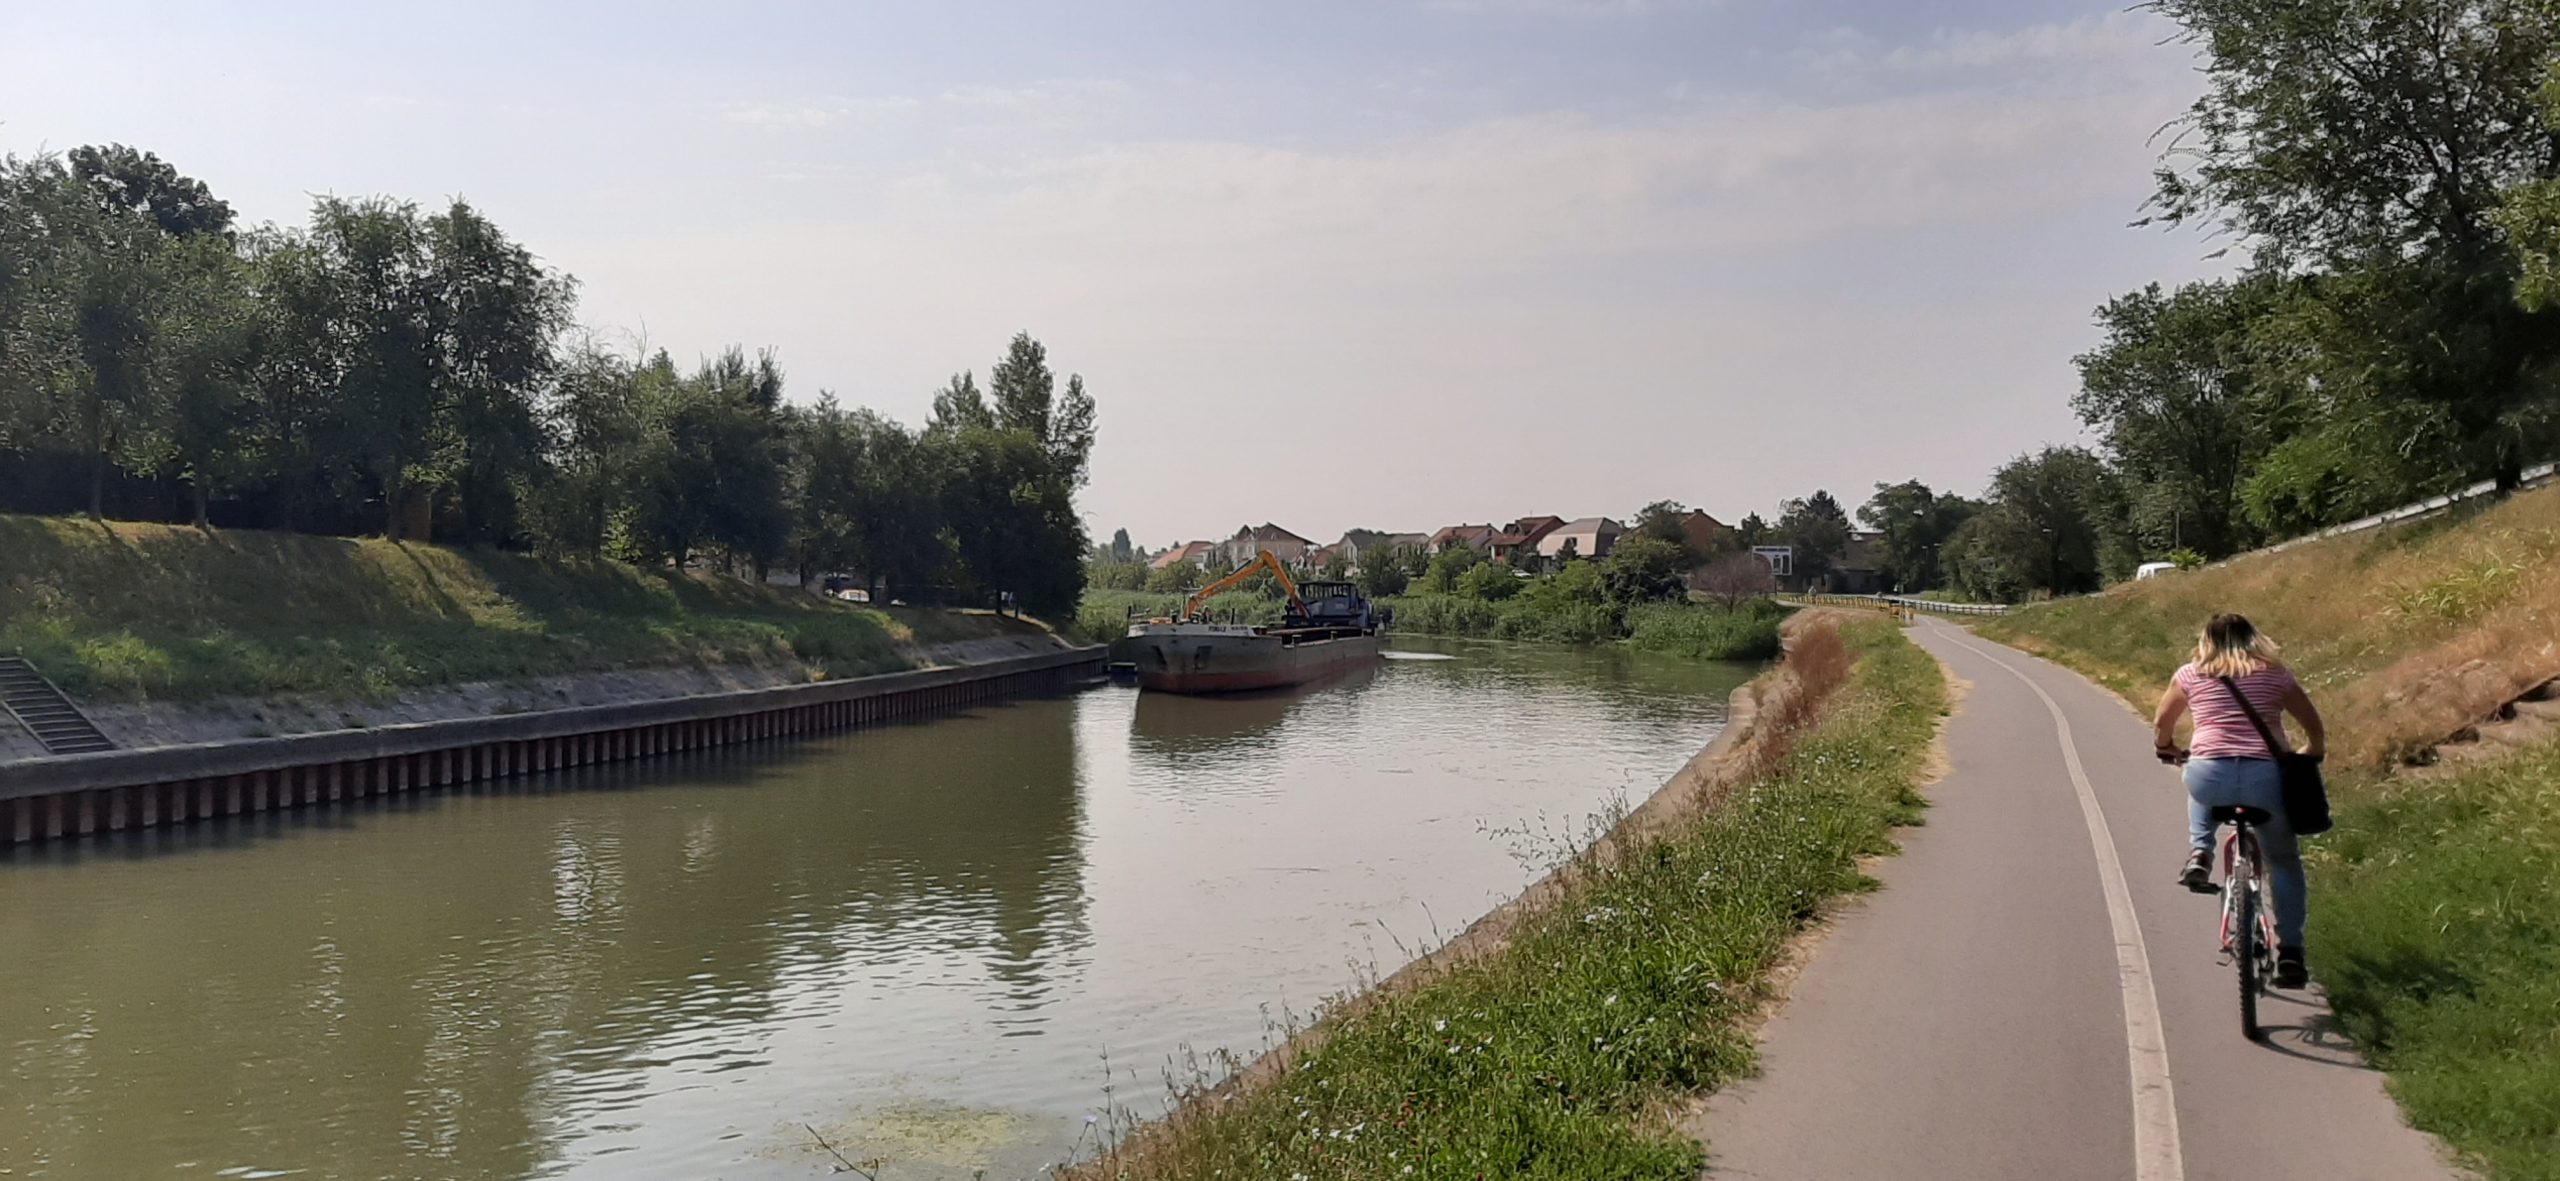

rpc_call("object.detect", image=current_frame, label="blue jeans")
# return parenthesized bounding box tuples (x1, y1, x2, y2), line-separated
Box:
(2184, 756, 2306, 949)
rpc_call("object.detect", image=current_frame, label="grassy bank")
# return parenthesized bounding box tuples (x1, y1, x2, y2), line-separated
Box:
(2317, 739, 2560, 1181)
(0, 514, 1035, 703)
(1078, 614, 1944, 1179)
(1387, 594, 1785, 660)
(1977, 482, 2560, 767)
(1979, 484, 2560, 1178)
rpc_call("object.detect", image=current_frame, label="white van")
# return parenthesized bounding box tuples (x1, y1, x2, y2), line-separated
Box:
(2134, 561, 2179, 580)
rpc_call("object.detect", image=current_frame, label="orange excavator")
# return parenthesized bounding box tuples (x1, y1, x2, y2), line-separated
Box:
(1179, 550, 1308, 622)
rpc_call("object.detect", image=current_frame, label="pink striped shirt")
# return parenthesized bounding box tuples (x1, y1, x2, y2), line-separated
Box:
(2173, 662, 2298, 760)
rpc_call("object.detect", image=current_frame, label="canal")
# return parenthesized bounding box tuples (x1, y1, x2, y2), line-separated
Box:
(0, 639, 1756, 1180)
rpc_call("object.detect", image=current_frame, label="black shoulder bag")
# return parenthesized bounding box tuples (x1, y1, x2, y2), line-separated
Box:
(2217, 675, 2333, 836)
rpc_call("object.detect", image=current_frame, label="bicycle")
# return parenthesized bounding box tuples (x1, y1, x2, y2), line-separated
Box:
(2201, 803, 2281, 1042)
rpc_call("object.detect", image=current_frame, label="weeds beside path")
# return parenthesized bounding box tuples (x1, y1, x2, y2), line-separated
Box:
(1073, 613, 1945, 1180)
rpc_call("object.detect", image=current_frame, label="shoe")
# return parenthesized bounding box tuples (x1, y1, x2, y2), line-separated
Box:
(2275, 947, 2309, 989)
(2178, 849, 2213, 893)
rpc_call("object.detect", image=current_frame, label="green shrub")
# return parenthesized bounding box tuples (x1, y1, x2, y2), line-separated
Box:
(1623, 602, 1784, 660)
(1420, 546, 1484, 594)
(1456, 561, 1523, 601)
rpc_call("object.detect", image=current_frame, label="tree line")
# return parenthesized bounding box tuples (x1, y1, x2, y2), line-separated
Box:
(1982, 0, 2560, 597)
(1722, 2, 2560, 603)
(0, 146, 1097, 614)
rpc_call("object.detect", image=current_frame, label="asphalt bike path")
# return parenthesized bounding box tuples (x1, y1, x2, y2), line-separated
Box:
(1688, 617, 2455, 1180)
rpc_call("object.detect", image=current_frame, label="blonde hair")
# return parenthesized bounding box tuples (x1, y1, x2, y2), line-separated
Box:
(2193, 612, 2284, 678)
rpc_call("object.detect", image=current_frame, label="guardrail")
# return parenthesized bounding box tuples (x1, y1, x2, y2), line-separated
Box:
(1883, 595, 2008, 617)
(1793, 593, 2009, 617)
(2252, 460, 2557, 557)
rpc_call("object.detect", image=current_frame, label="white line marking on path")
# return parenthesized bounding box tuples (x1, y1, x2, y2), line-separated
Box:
(1930, 621, 2186, 1181)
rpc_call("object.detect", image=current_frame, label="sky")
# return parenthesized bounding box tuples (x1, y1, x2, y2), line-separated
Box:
(0, 0, 2228, 548)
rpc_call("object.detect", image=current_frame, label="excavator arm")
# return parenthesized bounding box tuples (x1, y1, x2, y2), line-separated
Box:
(1181, 550, 1307, 621)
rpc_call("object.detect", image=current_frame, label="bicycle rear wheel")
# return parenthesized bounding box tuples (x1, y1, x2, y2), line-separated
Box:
(2235, 882, 2263, 1041)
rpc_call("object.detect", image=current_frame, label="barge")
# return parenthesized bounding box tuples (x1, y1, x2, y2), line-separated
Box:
(1121, 554, 1385, 694)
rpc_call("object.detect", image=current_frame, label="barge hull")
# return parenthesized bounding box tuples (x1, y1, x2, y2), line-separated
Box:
(1128, 631, 1383, 694)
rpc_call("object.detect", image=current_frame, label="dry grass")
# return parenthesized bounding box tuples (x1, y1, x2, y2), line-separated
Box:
(1980, 483, 2560, 768)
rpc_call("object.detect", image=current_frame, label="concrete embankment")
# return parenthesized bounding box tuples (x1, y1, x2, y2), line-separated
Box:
(0, 644, 1104, 847)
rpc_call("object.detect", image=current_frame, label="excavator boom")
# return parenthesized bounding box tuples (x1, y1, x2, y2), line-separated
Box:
(1181, 550, 1307, 621)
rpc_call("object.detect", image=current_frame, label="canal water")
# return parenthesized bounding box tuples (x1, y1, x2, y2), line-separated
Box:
(0, 639, 1754, 1180)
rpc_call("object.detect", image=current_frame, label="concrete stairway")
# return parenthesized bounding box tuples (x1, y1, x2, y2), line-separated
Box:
(2409, 676, 2560, 776)
(0, 658, 114, 755)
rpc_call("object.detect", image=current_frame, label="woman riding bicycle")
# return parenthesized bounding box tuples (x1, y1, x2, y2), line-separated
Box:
(2152, 613, 2326, 989)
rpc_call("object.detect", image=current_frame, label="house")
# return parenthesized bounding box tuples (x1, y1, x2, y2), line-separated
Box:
(1219, 523, 1314, 568)
(1427, 524, 1497, 555)
(1536, 517, 1624, 560)
(1349, 532, 1429, 571)
(1676, 510, 1730, 556)
(1333, 530, 1405, 566)
(1306, 544, 1347, 571)
(1489, 515, 1565, 563)
(1150, 541, 1214, 570)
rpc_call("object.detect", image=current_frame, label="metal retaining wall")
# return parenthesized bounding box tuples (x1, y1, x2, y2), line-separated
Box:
(0, 645, 1106, 847)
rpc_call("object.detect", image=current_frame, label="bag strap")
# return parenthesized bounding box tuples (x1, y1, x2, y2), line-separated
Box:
(2216, 675, 2288, 758)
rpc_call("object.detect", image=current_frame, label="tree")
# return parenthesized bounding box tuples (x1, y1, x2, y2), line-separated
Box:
(987, 332, 1098, 489)
(1319, 548, 1352, 582)
(2072, 279, 2282, 558)
(842, 409, 950, 601)
(1147, 559, 1202, 595)
(1629, 498, 1702, 569)
(422, 199, 574, 545)
(2, 154, 199, 519)
(1355, 554, 1410, 598)
(1519, 557, 1606, 610)
(157, 233, 257, 526)
(1953, 447, 2134, 599)
(69, 144, 235, 239)
(1420, 545, 1482, 594)
(1599, 534, 1690, 604)
(12, 146, 242, 521)
(1456, 560, 1520, 601)
(1109, 528, 1133, 562)
(786, 398, 851, 581)
(1733, 512, 1770, 549)
(1856, 480, 1979, 591)
(299, 196, 441, 538)
(1690, 550, 1778, 609)
(1776, 490, 1851, 583)
(627, 348, 792, 569)
(2144, 0, 2560, 491)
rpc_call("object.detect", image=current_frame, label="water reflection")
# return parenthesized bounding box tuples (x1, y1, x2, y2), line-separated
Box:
(2, 643, 1755, 1180)
(1128, 664, 1378, 755)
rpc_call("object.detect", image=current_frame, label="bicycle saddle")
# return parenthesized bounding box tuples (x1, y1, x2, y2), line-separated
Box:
(2208, 805, 2274, 825)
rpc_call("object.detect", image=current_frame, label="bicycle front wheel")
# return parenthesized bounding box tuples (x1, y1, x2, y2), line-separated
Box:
(2235, 883, 2263, 1041)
